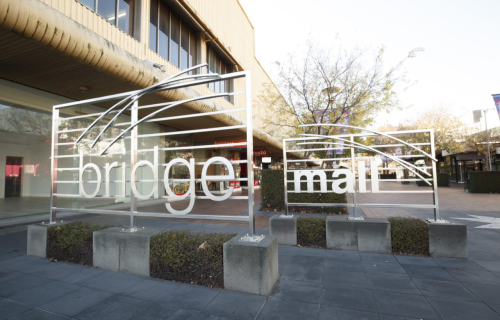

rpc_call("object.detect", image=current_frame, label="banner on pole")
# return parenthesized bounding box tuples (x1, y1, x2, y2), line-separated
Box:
(493, 94, 500, 120)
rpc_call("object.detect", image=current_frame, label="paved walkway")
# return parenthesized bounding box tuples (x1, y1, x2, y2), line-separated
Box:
(2, 230, 500, 320)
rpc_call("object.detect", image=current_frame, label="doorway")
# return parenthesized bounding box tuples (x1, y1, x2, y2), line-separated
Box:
(5, 156, 23, 197)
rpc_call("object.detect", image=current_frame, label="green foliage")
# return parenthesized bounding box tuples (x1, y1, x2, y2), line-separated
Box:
(380, 173, 397, 179)
(388, 217, 429, 256)
(261, 170, 348, 214)
(417, 179, 432, 187)
(437, 173, 450, 187)
(150, 231, 235, 288)
(47, 222, 107, 265)
(468, 171, 500, 193)
(297, 217, 326, 248)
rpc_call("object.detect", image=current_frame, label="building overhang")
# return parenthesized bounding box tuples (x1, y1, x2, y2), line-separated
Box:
(0, 0, 285, 156)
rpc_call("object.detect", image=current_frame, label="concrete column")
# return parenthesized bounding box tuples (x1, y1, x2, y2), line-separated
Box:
(326, 216, 357, 250)
(427, 222, 468, 259)
(357, 218, 391, 254)
(223, 235, 278, 295)
(269, 215, 297, 245)
(93, 227, 163, 276)
(27, 222, 65, 258)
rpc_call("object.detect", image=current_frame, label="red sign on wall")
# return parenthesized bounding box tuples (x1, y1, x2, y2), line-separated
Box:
(254, 180, 259, 186)
(254, 149, 267, 157)
(230, 181, 241, 188)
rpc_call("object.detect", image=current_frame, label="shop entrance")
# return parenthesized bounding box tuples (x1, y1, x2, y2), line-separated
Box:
(4, 156, 23, 197)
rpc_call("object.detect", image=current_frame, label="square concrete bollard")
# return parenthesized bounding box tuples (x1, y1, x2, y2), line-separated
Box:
(326, 216, 357, 250)
(269, 215, 297, 245)
(427, 222, 468, 259)
(357, 218, 392, 254)
(27, 222, 66, 258)
(93, 227, 163, 276)
(224, 235, 278, 295)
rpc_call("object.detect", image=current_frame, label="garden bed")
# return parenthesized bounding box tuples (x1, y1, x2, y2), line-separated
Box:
(150, 231, 236, 288)
(46, 222, 108, 265)
(388, 217, 429, 256)
(297, 217, 326, 248)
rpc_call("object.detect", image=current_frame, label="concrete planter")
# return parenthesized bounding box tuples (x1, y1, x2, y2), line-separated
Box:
(223, 235, 279, 295)
(326, 217, 391, 253)
(426, 221, 468, 259)
(93, 227, 163, 276)
(27, 222, 66, 258)
(269, 215, 297, 245)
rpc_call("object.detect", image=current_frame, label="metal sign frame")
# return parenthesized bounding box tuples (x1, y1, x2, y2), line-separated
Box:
(283, 125, 442, 221)
(49, 64, 258, 236)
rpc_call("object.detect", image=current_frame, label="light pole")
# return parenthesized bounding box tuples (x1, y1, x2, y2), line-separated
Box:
(473, 109, 493, 171)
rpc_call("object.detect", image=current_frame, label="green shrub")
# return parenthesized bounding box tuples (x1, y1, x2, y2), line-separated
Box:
(468, 171, 500, 193)
(261, 170, 348, 214)
(297, 217, 326, 248)
(437, 173, 450, 187)
(47, 222, 108, 265)
(150, 231, 235, 288)
(380, 173, 397, 179)
(388, 217, 429, 256)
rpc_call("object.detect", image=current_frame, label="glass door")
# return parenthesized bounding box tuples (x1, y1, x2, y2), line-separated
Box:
(5, 156, 23, 197)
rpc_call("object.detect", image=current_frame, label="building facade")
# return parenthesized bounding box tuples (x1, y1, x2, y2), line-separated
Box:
(0, 0, 286, 215)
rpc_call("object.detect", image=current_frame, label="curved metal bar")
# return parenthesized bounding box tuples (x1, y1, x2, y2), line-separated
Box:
(76, 63, 209, 146)
(299, 124, 437, 162)
(99, 91, 242, 155)
(298, 135, 432, 185)
(299, 135, 431, 177)
(89, 65, 215, 148)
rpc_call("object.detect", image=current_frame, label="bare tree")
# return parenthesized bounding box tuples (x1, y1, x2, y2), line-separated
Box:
(258, 42, 423, 143)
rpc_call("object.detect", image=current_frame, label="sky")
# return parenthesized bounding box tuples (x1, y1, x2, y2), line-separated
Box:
(238, 0, 500, 131)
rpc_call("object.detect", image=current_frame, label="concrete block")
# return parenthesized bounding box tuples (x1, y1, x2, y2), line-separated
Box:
(357, 218, 392, 254)
(269, 215, 297, 245)
(427, 222, 468, 259)
(224, 235, 278, 295)
(326, 216, 357, 250)
(27, 222, 65, 258)
(93, 227, 163, 276)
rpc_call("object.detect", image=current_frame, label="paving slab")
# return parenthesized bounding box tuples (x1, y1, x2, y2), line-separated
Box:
(428, 297, 500, 320)
(7, 308, 69, 320)
(8, 280, 80, 307)
(0, 298, 32, 320)
(74, 295, 152, 320)
(367, 275, 421, 295)
(280, 266, 323, 283)
(445, 267, 500, 285)
(321, 284, 377, 312)
(322, 269, 370, 289)
(372, 290, 440, 320)
(0, 273, 51, 298)
(203, 290, 266, 320)
(402, 265, 456, 282)
(395, 255, 440, 267)
(412, 278, 481, 301)
(256, 297, 318, 320)
(156, 282, 221, 311)
(461, 282, 500, 305)
(271, 278, 322, 304)
(318, 304, 379, 320)
(37, 287, 115, 317)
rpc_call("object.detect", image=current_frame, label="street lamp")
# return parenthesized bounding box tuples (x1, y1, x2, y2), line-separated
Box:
(473, 109, 494, 171)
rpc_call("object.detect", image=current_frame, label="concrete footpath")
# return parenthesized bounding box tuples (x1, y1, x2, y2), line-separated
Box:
(1, 183, 500, 319)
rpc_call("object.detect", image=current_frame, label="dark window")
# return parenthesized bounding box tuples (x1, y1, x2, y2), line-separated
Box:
(207, 46, 233, 103)
(158, 4, 169, 60)
(77, 0, 135, 37)
(149, 0, 158, 52)
(149, 1, 198, 71)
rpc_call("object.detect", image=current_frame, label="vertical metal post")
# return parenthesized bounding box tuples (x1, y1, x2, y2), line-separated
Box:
(49, 108, 59, 224)
(245, 72, 255, 236)
(129, 97, 138, 231)
(283, 140, 289, 215)
(430, 130, 440, 221)
(350, 136, 357, 219)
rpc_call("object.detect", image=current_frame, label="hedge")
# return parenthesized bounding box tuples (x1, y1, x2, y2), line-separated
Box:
(468, 171, 500, 193)
(380, 173, 397, 179)
(437, 173, 450, 187)
(150, 231, 235, 288)
(47, 222, 108, 265)
(388, 217, 429, 256)
(261, 170, 348, 214)
(297, 217, 326, 248)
